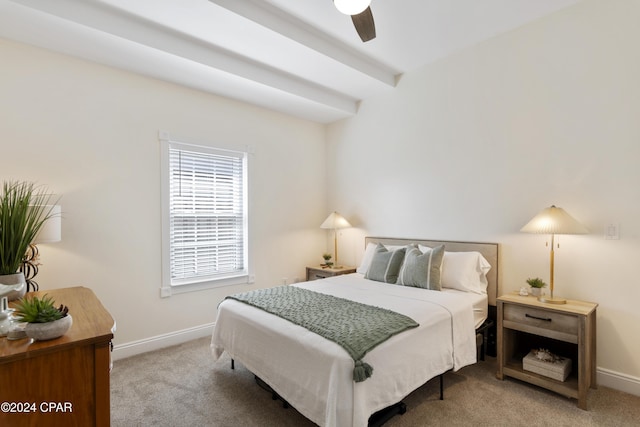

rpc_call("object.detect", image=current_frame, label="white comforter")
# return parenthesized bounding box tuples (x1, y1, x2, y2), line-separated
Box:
(211, 273, 478, 427)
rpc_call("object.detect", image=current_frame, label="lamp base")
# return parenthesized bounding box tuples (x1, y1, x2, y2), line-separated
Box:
(537, 295, 567, 304)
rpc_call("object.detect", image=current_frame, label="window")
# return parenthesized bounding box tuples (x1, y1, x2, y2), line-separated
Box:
(160, 132, 248, 296)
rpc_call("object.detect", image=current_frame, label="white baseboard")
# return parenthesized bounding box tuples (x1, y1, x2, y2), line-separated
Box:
(597, 367, 640, 397)
(112, 322, 214, 361)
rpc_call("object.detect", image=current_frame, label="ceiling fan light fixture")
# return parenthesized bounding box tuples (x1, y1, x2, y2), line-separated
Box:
(334, 0, 371, 16)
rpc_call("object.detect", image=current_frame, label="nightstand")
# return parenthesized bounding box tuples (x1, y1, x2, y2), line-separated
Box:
(496, 293, 597, 410)
(306, 265, 356, 281)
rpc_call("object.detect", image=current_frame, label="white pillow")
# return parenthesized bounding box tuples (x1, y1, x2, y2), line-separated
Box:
(357, 243, 407, 274)
(357, 243, 378, 274)
(439, 251, 491, 294)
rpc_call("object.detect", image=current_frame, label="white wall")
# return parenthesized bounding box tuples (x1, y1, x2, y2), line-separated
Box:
(327, 0, 640, 393)
(0, 38, 327, 354)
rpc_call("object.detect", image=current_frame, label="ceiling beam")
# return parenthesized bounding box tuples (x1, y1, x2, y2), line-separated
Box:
(209, 0, 397, 88)
(10, 0, 358, 115)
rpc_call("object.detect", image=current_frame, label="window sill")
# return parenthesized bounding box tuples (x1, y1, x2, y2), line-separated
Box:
(160, 274, 252, 298)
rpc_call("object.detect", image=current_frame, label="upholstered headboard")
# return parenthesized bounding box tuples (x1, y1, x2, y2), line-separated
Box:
(364, 237, 500, 306)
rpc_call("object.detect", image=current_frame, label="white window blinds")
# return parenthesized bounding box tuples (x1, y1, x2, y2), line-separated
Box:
(168, 143, 247, 286)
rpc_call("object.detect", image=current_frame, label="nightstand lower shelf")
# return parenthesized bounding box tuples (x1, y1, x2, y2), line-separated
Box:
(503, 360, 580, 400)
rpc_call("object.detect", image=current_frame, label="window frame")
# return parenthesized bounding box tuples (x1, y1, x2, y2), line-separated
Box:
(159, 131, 249, 297)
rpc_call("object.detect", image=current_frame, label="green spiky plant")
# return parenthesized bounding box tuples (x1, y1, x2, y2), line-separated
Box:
(322, 252, 333, 267)
(13, 294, 69, 323)
(0, 181, 57, 275)
(526, 277, 547, 289)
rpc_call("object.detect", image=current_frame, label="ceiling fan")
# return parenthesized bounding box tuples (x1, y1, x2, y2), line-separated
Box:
(333, 0, 376, 42)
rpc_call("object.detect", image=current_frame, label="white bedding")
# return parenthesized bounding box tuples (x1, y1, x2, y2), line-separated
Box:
(211, 273, 479, 427)
(442, 288, 488, 329)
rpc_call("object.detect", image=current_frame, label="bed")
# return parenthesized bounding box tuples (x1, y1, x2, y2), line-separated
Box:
(211, 237, 499, 427)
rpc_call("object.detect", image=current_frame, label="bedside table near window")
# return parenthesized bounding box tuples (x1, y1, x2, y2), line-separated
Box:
(306, 265, 356, 281)
(496, 293, 597, 410)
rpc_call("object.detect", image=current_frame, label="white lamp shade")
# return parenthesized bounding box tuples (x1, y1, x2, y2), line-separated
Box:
(320, 212, 351, 230)
(520, 205, 588, 235)
(334, 0, 371, 15)
(33, 205, 62, 244)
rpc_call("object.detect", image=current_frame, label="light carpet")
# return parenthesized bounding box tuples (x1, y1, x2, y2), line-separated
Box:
(111, 337, 640, 426)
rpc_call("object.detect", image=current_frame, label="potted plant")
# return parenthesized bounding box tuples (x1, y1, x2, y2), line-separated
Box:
(0, 181, 57, 300)
(13, 294, 72, 340)
(322, 252, 333, 268)
(526, 277, 547, 297)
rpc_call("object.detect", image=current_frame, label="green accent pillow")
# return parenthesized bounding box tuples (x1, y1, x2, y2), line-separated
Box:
(397, 245, 445, 290)
(365, 244, 407, 284)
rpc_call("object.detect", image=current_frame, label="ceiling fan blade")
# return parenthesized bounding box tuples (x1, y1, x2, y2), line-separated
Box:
(351, 6, 376, 42)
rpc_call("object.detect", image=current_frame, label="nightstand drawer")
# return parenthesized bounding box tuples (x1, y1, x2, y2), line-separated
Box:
(306, 266, 356, 281)
(504, 304, 578, 340)
(310, 271, 332, 280)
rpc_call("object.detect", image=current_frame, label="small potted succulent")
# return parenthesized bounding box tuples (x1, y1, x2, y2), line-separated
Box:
(526, 277, 547, 297)
(322, 253, 333, 268)
(13, 294, 72, 340)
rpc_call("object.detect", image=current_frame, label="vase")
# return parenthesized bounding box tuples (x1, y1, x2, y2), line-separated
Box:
(25, 315, 73, 341)
(0, 298, 11, 336)
(0, 272, 27, 301)
(530, 287, 541, 297)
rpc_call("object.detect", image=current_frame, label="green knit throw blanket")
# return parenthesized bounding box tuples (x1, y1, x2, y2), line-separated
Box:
(226, 285, 419, 382)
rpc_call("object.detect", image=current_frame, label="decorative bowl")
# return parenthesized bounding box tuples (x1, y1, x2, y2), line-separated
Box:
(25, 315, 72, 341)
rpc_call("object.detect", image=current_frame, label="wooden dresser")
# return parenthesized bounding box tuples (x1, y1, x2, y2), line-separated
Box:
(0, 286, 115, 426)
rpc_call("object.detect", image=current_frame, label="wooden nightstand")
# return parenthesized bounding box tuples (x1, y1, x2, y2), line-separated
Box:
(496, 293, 597, 410)
(306, 265, 356, 281)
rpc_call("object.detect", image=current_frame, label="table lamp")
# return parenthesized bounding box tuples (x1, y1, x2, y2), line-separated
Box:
(520, 205, 588, 304)
(320, 212, 351, 268)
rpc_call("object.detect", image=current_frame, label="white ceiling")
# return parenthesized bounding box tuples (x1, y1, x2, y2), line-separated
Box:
(0, 0, 582, 123)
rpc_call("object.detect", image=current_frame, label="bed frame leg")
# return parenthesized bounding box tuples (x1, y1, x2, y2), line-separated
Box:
(439, 374, 444, 400)
(255, 376, 291, 410)
(231, 358, 235, 370)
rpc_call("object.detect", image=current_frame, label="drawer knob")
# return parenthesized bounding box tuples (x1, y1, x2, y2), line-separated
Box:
(525, 313, 552, 322)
